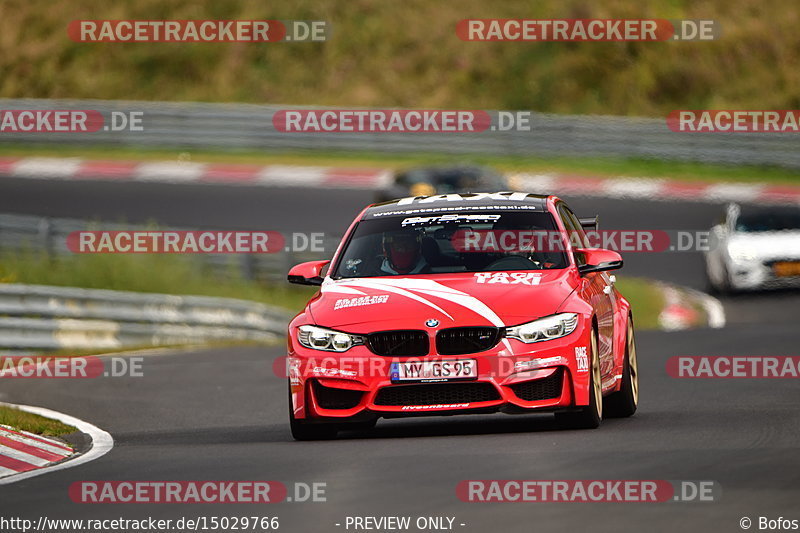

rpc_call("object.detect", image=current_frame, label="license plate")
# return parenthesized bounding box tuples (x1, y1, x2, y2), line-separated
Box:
(390, 359, 477, 383)
(773, 261, 800, 277)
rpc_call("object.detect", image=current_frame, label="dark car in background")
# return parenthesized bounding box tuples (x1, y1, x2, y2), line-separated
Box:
(374, 165, 507, 202)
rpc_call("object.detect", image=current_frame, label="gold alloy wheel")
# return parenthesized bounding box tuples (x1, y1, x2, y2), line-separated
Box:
(628, 321, 639, 407)
(591, 330, 602, 420)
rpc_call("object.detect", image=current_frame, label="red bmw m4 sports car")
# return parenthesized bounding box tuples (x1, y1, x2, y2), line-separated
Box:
(286, 192, 638, 439)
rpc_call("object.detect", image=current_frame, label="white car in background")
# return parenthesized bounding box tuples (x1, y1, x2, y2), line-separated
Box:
(706, 203, 800, 293)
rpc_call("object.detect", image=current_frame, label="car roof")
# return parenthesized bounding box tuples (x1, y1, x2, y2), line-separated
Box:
(363, 191, 551, 219)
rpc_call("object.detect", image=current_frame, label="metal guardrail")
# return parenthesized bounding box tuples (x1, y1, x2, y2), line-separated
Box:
(0, 212, 318, 354)
(0, 283, 291, 354)
(2, 98, 799, 168)
(0, 213, 324, 354)
(0, 212, 339, 283)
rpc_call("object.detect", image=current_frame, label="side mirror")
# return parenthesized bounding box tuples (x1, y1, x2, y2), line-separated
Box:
(287, 260, 330, 286)
(579, 215, 599, 232)
(575, 248, 623, 275)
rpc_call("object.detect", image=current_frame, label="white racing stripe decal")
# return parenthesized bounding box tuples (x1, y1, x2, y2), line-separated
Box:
(333, 280, 454, 321)
(320, 284, 367, 296)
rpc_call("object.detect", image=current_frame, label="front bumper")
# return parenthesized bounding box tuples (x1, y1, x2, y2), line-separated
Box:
(728, 257, 800, 290)
(288, 321, 593, 421)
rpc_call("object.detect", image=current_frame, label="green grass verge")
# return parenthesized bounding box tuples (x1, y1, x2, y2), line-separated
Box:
(0, 249, 317, 315)
(615, 277, 665, 331)
(3, 0, 798, 119)
(1, 144, 799, 185)
(0, 406, 77, 438)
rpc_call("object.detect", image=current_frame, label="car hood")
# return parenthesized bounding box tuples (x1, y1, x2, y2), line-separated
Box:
(728, 231, 800, 261)
(308, 270, 577, 332)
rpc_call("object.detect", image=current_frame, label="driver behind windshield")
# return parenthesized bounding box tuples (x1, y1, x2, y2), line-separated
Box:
(380, 231, 430, 275)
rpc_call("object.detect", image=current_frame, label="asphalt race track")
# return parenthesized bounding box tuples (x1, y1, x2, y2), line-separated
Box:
(0, 177, 799, 532)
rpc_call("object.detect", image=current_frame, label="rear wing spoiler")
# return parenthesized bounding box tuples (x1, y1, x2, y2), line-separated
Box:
(579, 216, 599, 232)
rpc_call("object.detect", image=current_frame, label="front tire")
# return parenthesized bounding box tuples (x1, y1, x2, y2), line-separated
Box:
(288, 384, 338, 441)
(556, 328, 602, 429)
(604, 318, 638, 418)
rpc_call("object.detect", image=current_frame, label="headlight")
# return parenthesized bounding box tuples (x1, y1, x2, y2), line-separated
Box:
(297, 325, 365, 352)
(505, 313, 579, 343)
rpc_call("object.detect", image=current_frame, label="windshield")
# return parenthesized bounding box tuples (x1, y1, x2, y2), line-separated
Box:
(736, 211, 800, 232)
(332, 211, 569, 278)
